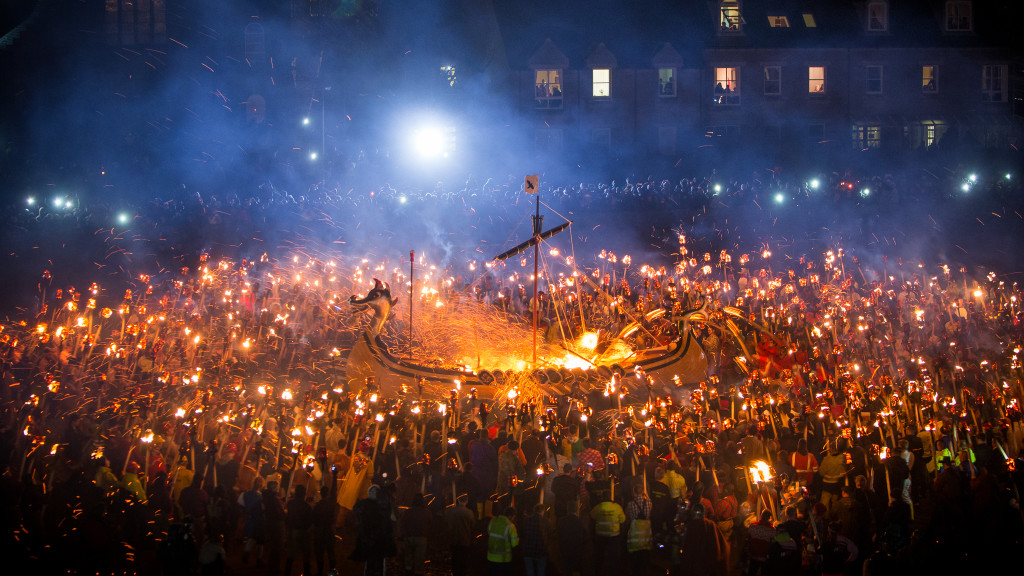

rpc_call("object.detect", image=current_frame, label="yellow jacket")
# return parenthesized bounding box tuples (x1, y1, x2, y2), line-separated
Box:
(487, 514, 519, 562)
(590, 500, 626, 537)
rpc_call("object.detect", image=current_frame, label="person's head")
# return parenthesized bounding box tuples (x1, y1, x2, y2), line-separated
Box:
(320, 486, 330, 499)
(251, 476, 264, 491)
(761, 509, 773, 524)
(654, 466, 666, 481)
(855, 475, 868, 490)
(563, 463, 573, 475)
(293, 484, 306, 500)
(507, 440, 519, 451)
(368, 484, 381, 500)
(456, 493, 469, 507)
(785, 505, 798, 521)
(503, 506, 517, 519)
(632, 482, 645, 499)
(266, 480, 279, 494)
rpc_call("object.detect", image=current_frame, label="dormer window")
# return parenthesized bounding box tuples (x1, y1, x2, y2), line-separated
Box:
(720, 1, 743, 33)
(659, 68, 677, 97)
(946, 1, 972, 31)
(535, 70, 563, 109)
(768, 16, 789, 28)
(867, 2, 888, 32)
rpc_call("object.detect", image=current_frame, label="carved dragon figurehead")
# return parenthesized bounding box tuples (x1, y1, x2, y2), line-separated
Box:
(349, 278, 398, 337)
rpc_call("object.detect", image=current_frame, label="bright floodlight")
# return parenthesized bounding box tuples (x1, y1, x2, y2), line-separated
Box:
(961, 182, 970, 192)
(399, 195, 407, 204)
(1006, 173, 1012, 180)
(774, 192, 785, 204)
(968, 173, 977, 182)
(302, 117, 310, 126)
(117, 213, 129, 225)
(860, 187, 870, 197)
(309, 152, 318, 161)
(53, 197, 64, 208)
(411, 126, 446, 158)
(713, 183, 722, 194)
(26, 197, 35, 206)
(809, 178, 820, 190)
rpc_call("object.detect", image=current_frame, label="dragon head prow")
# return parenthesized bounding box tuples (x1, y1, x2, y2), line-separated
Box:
(349, 278, 399, 336)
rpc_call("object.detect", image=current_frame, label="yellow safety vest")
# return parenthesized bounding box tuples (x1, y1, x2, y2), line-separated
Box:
(591, 501, 626, 537)
(626, 518, 653, 551)
(487, 515, 518, 562)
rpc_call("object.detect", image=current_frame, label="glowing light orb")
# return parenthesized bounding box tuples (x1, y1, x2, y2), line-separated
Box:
(412, 127, 446, 158)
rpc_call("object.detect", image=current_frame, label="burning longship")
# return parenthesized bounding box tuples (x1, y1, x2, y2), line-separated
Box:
(344, 278, 708, 401)
(344, 199, 710, 402)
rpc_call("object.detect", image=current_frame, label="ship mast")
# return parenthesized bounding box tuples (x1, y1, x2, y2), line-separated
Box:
(493, 179, 571, 367)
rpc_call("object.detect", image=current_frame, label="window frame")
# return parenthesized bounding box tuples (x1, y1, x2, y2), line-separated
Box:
(865, 65, 883, 94)
(763, 65, 781, 96)
(808, 66, 826, 94)
(534, 69, 564, 110)
(867, 1, 888, 32)
(658, 68, 677, 98)
(713, 66, 741, 105)
(852, 124, 882, 149)
(768, 15, 789, 28)
(922, 65, 939, 93)
(719, 0, 743, 33)
(592, 68, 611, 98)
(945, 1, 973, 32)
(982, 64, 1007, 103)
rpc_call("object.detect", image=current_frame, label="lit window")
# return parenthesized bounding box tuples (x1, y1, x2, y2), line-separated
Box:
(714, 67, 740, 105)
(535, 70, 563, 109)
(922, 66, 938, 93)
(763, 66, 781, 96)
(808, 67, 826, 93)
(659, 68, 676, 97)
(768, 16, 789, 28)
(592, 69, 610, 98)
(946, 1, 972, 31)
(720, 1, 743, 32)
(925, 124, 937, 147)
(852, 125, 881, 149)
(440, 65, 457, 88)
(803, 13, 817, 27)
(982, 65, 1006, 102)
(866, 66, 883, 94)
(867, 2, 888, 32)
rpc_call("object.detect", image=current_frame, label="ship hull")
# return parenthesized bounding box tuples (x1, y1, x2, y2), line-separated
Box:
(344, 329, 708, 401)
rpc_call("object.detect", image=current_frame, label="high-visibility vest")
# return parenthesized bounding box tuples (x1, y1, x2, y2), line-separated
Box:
(626, 518, 653, 551)
(591, 501, 626, 537)
(487, 515, 518, 562)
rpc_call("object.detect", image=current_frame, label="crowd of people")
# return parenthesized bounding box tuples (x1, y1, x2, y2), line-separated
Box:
(1, 164, 1024, 576)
